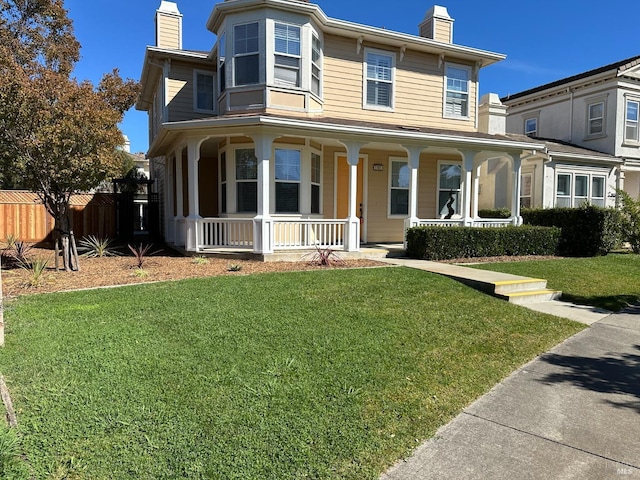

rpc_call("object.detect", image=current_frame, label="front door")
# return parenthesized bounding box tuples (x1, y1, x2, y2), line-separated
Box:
(336, 155, 365, 242)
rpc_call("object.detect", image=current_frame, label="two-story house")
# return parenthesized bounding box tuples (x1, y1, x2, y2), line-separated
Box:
(136, 0, 544, 256)
(501, 56, 640, 209)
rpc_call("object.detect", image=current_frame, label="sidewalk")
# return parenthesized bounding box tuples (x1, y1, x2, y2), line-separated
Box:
(381, 302, 640, 479)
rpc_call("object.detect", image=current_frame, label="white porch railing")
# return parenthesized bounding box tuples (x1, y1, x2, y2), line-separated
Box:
(470, 219, 514, 228)
(198, 218, 254, 250)
(273, 219, 347, 250)
(416, 218, 514, 228)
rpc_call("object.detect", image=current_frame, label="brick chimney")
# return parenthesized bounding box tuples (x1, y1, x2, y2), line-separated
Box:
(419, 6, 453, 43)
(156, 1, 182, 50)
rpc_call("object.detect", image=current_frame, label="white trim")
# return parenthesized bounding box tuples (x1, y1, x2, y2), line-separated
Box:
(555, 169, 607, 208)
(388, 156, 410, 218)
(436, 160, 463, 219)
(443, 62, 472, 120)
(624, 97, 640, 145)
(362, 47, 396, 112)
(584, 93, 608, 139)
(332, 153, 368, 242)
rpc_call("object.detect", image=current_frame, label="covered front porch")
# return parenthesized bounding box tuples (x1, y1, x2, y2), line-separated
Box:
(155, 116, 541, 257)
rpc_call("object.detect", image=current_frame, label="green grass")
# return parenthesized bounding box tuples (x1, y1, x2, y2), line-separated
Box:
(471, 253, 640, 312)
(0, 268, 584, 479)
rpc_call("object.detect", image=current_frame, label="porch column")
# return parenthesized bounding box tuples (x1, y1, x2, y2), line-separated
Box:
(165, 155, 175, 243)
(460, 150, 475, 226)
(510, 153, 523, 225)
(250, 133, 278, 254)
(402, 146, 422, 248)
(185, 138, 202, 252)
(174, 146, 185, 246)
(473, 163, 482, 219)
(342, 141, 366, 252)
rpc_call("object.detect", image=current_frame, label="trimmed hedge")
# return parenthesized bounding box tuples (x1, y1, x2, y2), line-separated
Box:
(477, 208, 511, 219)
(522, 205, 621, 257)
(406, 225, 561, 261)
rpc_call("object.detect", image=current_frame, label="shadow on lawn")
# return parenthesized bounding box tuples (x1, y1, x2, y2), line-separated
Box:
(560, 293, 640, 313)
(537, 344, 640, 414)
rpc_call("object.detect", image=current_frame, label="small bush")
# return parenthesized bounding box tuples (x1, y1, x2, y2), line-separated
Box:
(406, 225, 560, 261)
(477, 208, 512, 219)
(78, 235, 118, 258)
(227, 264, 242, 272)
(304, 246, 345, 266)
(522, 204, 621, 256)
(128, 243, 159, 269)
(617, 190, 640, 253)
(18, 257, 49, 287)
(192, 255, 210, 265)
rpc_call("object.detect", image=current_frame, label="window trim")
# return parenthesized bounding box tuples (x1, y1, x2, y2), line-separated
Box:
(585, 94, 608, 139)
(273, 22, 301, 89)
(362, 47, 396, 112)
(311, 31, 322, 99)
(624, 98, 639, 145)
(235, 147, 259, 213)
(388, 157, 410, 218)
(310, 151, 322, 214)
(443, 62, 472, 120)
(233, 21, 260, 87)
(520, 171, 533, 208)
(436, 160, 462, 219)
(193, 69, 216, 114)
(555, 171, 607, 208)
(274, 148, 302, 214)
(524, 117, 538, 137)
(217, 31, 226, 95)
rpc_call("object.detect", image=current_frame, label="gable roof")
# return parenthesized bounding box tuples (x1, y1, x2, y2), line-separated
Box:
(501, 55, 640, 103)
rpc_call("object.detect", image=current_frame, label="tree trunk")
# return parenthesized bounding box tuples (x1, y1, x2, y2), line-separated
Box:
(55, 210, 78, 272)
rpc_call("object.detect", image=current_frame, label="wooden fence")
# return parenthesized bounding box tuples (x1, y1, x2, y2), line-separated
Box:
(0, 190, 115, 244)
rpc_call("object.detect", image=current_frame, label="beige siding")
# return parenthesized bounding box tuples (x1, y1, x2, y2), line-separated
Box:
(156, 15, 180, 50)
(434, 21, 452, 43)
(270, 91, 305, 109)
(321, 34, 477, 131)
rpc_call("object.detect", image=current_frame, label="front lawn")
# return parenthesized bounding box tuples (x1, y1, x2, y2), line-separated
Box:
(0, 267, 583, 479)
(471, 253, 640, 311)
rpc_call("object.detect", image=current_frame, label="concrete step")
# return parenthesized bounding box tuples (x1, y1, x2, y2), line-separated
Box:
(496, 289, 562, 305)
(493, 278, 548, 295)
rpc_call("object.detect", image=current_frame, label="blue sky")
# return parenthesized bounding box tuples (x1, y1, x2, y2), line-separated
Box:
(65, 0, 638, 154)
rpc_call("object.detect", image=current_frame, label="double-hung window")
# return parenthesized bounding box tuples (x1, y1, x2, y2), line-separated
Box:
(275, 149, 301, 213)
(520, 172, 532, 208)
(591, 176, 605, 207)
(195, 71, 215, 112)
(311, 152, 321, 214)
(236, 149, 258, 212)
(364, 49, 394, 109)
(524, 118, 538, 137)
(218, 32, 226, 93)
(234, 22, 259, 86)
(311, 34, 322, 97)
(587, 101, 604, 136)
(438, 163, 461, 218)
(274, 23, 301, 88)
(626, 100, 639, 143)
(389, 160, 409, 216)
(444, 64, 470, 118)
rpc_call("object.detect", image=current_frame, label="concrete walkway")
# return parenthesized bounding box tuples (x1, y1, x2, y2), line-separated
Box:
(376, 258, 640, 479)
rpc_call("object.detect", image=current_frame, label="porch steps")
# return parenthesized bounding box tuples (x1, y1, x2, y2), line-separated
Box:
(373, 257, 562, 304)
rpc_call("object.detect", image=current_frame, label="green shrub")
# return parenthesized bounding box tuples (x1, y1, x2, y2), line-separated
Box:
(522, 204, 621, 257)
(617, 190, 640, 253)
(406, 225, 560, 261)
(477, 208, 512, 219)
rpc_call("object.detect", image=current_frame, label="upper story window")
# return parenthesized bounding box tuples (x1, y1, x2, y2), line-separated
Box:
(311, 33, 321, 97)
(194, 71, 215, 112)
(524, 118, 538, 137)
(389, 159, 409, 216)
(626, 99, 639, 143)
(444, 64, 470, 119)
(587, 101, 604, 136)
(274, 23, 301, 88)
(234, 22, 259, 86)
(275, 148, 301, 213)
(364, 48, 394, 110)
(218, 32, 226, 93)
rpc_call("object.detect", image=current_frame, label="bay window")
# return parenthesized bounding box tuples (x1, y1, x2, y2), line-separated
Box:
(234, 22, 259, 86)
(311, 34, 321, 97)
(274, 23, 301, 88)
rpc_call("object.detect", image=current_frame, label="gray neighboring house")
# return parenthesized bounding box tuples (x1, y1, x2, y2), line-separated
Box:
(500, 56, 640, 203)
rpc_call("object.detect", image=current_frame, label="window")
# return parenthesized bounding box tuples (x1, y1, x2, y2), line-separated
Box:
(218, 32, 226, 93)
(438, 163, 461, 218)
(234, 22, 259, 86)
(520, 172, 532, 208)
(236, 149, 258, 212)
(555, 172, 607, 207)
(626, 100, 639, 143)
(364, 49, 394, 109)
(195, 71, 215, 112)
(311, 34, 321, 97)
(587, 101, 604, 136)
(220, 151, 227, 213)
(444, 64, 470, 118)
(275, 149, 301, 213)
(274, 23, 301, 88)
(311, 152, 321, 214)
(389, 160, 409, 216)
(524, 118, 538, 137)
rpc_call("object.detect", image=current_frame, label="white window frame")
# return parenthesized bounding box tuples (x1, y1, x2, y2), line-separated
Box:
(443, 63, 471, 119)
(524, 117, 538, 137)
(555, 171, 607, 208)
(273, 22, 301, 88)
(310, 151, 322, 214)
(520, 171, 533, 208)
(437, 161, 462, 218)
(388, 157, 409, 217)
(194, 70, 216, 113)
(585, 94, 607, 139)
(233, 21, 260, 86)
(235, 147, 258, 213)
(625, 98, 639, 144)
(363, 47, 395, 112)
(218, 31, 226, 94)
(311, 32, 322, 98)
(274, 148, 301, 214)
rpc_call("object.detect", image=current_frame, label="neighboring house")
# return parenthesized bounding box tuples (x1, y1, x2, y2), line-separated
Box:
(501, 56, 640, 206)
(477, 94, 621, 211)
(136, 0, 546, 256)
